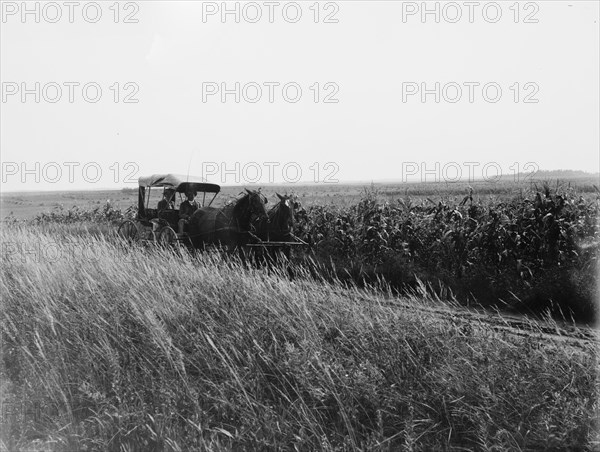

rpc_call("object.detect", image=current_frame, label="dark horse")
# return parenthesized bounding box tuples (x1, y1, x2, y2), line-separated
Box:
(255, 193, 296, 242)
(253, 193, 298, 259)
(187, 189, 269, 250)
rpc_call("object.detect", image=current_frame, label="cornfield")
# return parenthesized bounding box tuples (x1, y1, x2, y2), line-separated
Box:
(294, 183, 599, 321)
(15, 181, 600, 321)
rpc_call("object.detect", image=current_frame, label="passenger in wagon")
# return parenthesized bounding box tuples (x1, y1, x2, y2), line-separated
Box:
(157, 188, 176, 212)
(179, 189, 199, 234)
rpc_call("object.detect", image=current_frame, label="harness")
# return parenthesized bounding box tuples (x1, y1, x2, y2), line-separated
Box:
(185, 194, 260, 241)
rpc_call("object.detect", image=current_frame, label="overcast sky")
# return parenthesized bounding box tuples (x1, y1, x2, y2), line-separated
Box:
(1, 0, 598, 191)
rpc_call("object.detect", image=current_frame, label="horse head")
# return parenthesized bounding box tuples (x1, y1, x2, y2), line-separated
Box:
(275, 193, 295, 231)
(243, 188, 269, 224)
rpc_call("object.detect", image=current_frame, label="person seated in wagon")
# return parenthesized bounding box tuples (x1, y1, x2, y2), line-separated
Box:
(157, 187, 176, 212)
(178, 189, 199, 234)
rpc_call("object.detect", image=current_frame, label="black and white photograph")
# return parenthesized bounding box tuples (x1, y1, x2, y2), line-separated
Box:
(1, 1, 599, 450)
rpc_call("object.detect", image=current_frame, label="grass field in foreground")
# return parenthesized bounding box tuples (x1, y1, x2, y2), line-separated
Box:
(1, 226, 598, 451)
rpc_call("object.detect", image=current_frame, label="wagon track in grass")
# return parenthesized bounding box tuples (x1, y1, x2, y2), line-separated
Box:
(351, 293, 599, 350)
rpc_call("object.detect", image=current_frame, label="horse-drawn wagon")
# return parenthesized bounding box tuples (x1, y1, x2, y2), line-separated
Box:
(117, 173, 220, 245)
(117, 174, 306, 253)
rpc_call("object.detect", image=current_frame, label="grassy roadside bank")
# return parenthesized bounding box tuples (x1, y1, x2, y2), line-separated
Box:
(1, 227, 598, 451)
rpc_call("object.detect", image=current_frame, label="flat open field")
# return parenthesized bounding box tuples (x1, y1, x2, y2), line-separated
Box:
(1, 174, 599, 450)
(3, 173, 598, 221)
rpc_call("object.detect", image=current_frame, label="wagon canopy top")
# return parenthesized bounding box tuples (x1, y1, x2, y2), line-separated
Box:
(138, 174, 220, 194)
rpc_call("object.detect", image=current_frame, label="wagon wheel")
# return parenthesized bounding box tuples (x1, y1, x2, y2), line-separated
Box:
(118, 220, 139, 243)
(157, 226, 178, 247)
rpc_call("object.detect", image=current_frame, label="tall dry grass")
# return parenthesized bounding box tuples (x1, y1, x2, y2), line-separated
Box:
(1, 225, 598, 451)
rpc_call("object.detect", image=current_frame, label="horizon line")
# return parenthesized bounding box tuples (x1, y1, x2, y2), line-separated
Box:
(2, 171, 599, 194)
